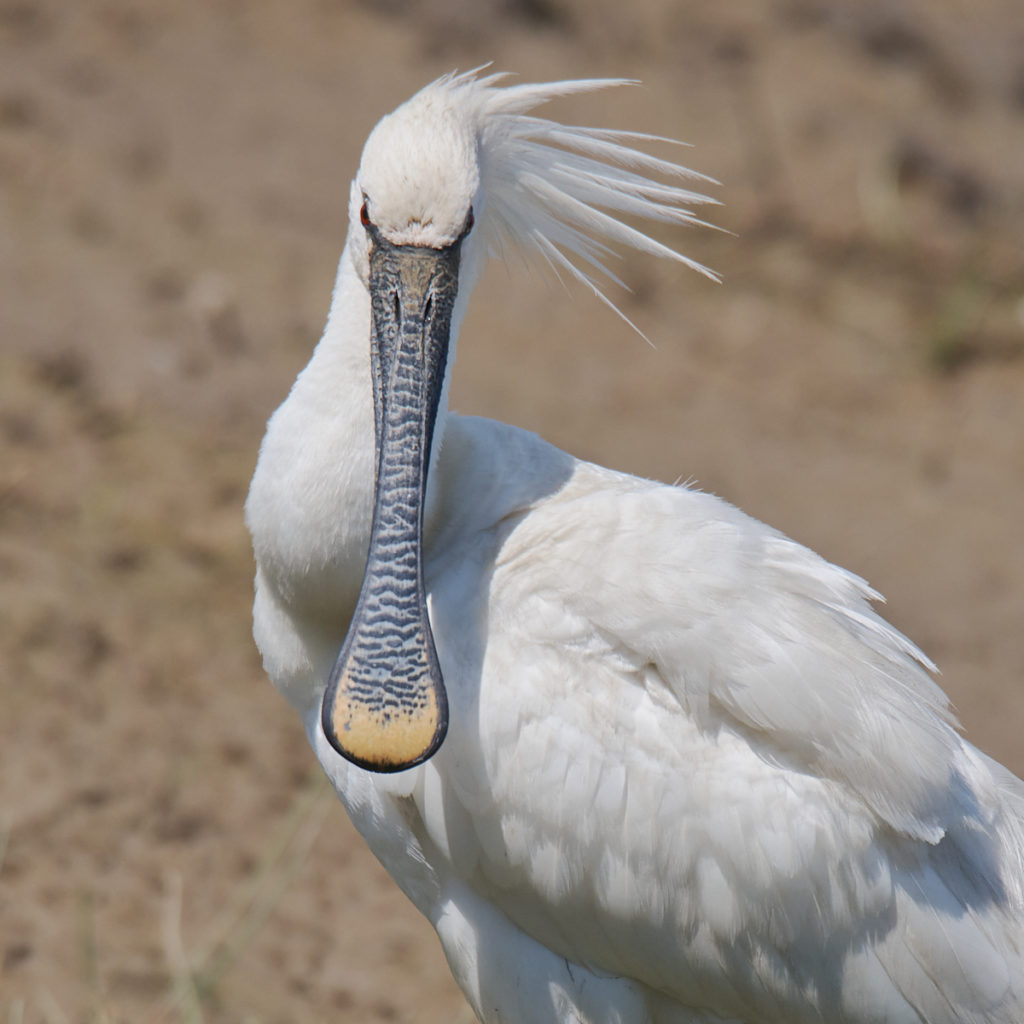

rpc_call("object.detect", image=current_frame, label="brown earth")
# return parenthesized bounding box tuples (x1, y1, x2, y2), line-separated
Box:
(2, 1, 1023, 1022)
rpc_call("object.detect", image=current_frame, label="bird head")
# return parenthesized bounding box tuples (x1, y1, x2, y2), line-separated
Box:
(355, 88, 480, 250)
(322, 70, 718, 774)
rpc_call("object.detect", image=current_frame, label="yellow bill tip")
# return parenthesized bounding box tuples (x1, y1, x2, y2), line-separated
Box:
(326, 690, 444, 773)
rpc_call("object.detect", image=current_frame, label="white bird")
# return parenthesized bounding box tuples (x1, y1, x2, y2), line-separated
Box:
(246, 69, 1024, 1023)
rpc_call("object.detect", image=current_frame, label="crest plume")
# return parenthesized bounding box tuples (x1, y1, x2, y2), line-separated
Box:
(412, 69, 721, 332)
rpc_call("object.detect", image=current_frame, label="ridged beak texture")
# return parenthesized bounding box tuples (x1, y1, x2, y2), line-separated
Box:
(321, 232, 460, 772)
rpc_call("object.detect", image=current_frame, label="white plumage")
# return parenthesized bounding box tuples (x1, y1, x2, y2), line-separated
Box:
(246, 70, 1024, 1023)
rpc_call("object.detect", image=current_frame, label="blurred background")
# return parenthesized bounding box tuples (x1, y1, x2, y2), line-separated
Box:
(2, 1, 1022, 1021)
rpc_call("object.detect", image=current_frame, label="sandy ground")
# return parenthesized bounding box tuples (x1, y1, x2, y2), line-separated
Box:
(2, 1, 1023, 1022)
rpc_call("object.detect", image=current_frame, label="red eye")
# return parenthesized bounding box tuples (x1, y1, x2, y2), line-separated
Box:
(360, 201, 370, 227)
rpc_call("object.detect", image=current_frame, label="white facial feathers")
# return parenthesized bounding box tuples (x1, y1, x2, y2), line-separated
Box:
(358, 85, 480, 248)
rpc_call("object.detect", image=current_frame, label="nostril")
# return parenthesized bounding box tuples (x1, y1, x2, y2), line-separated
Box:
(424, 295, 433, 322)
(392, 292, 400, 321)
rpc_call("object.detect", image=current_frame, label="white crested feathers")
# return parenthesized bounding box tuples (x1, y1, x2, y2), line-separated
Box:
(355, 68, 719, 332)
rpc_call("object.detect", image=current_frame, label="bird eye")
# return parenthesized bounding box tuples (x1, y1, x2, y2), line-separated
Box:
(360, 201, 371, 228)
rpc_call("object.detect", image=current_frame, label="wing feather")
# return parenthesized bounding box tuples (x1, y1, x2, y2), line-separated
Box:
(426, 421, 1024, 1021)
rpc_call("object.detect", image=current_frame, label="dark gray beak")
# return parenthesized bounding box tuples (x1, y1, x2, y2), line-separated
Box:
(321, 231, 461, 772)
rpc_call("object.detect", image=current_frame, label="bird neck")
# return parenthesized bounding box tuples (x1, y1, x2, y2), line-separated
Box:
(249, 237, 469, 613)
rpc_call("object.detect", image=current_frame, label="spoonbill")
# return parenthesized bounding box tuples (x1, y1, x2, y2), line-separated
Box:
(246, 70, 1024, 1023)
